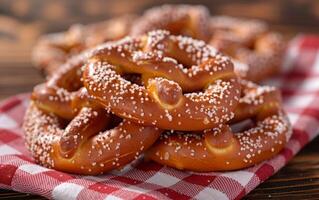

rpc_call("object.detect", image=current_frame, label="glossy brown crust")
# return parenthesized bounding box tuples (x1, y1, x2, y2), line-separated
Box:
(24, 102, 161, 175)
(209, 16, 286, 82)
(146, 80, 292, 172)
(33, 5, 285, 83)
(31, 48, 96, 119)
(32, 15, 135, 76)
(130, 4, 211, 42)
(83, 30, 241, 131)
(27, 43, 161, 175)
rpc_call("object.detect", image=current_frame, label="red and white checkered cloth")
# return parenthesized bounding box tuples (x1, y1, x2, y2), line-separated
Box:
(1, 35, 319, 200)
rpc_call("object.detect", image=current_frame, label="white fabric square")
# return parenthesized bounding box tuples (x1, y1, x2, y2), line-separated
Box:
(0, 114, 17, 129)
(19, 164, 50, 174)
(287, 113, 299, 125)
(22, 99, 30, 109)
(125, 185, 150, 194)
(82, 175, 106, 182)
(146, 172, 180, 187)
(285, 94, 315, 108)
(313, 52, 319, 73)
(298, 78, 319, 91)
(104, 195, 123, 200)
(52, 183, 84, 200)
(0, 144, 20, 156)
(221, 171, 254, 186)
(282, 36, 300, 72)
(195, 187, 229, 200)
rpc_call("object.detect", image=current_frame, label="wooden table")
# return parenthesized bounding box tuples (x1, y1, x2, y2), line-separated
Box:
(1, 1, 319, 199)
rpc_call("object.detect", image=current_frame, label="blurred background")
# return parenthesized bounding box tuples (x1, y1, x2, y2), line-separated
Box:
(0, 0, 318, 99)
(0, 1, 318, 199)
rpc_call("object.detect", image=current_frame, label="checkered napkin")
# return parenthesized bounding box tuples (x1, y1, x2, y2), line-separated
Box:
(1, 35, 319, 200)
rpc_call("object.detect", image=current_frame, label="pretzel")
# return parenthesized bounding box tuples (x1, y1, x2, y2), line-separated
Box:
(146, 80, 292, 171)
(25, 49, 161, 175)
(33, 15, 134, 76)
(209, 16, 286, 82)
(130, 4, 211, 42)
(24, 103, 161, 175)
(83, 30, 241, 131)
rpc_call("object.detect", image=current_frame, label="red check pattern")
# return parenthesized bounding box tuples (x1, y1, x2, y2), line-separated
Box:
(0, 35, 319, 200)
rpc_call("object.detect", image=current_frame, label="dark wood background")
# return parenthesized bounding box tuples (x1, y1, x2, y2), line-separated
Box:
(0, 0, 319, 199)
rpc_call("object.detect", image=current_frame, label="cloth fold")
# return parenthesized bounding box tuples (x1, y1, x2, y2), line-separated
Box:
(0, 35, 319, 200)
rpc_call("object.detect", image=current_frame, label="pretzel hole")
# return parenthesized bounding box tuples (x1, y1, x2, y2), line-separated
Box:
(230, 119, 254, 133)
(122, 73, 143, 85)
(163, 46, 196, 69)
(104, 114, 123, 130)
(82, 114, 123, 141)
(57, 118, 71, 129)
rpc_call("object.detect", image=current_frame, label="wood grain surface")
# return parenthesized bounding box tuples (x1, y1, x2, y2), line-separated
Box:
(0, 0, 319, 199)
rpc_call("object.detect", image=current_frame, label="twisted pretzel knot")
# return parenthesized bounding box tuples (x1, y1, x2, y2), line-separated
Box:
(32, 16, 134, 76)
(83, 30, 241, 131)
(209, 16, 286, 82)
(146, 80, 292, 171)
(25, 49, 161, 175)
(130, 4, 211, 42)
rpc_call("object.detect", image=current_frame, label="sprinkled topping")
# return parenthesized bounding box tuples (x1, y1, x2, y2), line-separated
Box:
(209, 16, 285, 82)
(239, 79, 276, 105)
(23, 103, 161, 174)
(83, 30, 240, 130)
(146, 79, 291, 171)
(131, 4, 210, 41)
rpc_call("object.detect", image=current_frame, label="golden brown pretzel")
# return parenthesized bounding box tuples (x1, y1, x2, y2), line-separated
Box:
(209, 16, 286, 82)
(83, 30, 241, 131)
(31, 49, 95, 119)
(24, 103, 161, 175)
(33, 15, 135, 76)
(130, 4, 210, 41)
(146, 80, 292, 171)
(25, 49, 161, 175)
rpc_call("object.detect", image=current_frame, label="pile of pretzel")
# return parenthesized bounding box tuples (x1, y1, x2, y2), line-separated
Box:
(33, 5, 285, 82)
(24, 5, 291, 175)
